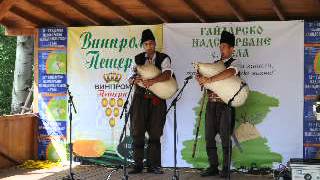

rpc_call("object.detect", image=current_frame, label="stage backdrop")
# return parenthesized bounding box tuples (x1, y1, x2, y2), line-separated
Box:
(162, 21, 304, 168)
(48, 21, 305, 168)
(67, 25, 163, 164)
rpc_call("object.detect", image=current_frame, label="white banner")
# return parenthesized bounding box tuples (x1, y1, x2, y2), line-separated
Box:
(67, 25, 163, 162)
(162, 21, 304, 168)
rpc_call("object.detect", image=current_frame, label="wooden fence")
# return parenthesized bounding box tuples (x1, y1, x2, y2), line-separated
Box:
(0, 114, 38, 168)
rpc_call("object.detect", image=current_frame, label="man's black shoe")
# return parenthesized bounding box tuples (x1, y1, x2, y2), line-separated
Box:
(200, 167, 219, 177)
(147, 166, 164, 174)
(128, 165, 143, 174)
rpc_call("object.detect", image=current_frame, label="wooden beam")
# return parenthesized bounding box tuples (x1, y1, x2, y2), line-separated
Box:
(60, 0, 103, 25)
(0, 19, 13, 27)
(96, 0, 136, 24)
(5, 27, 35, 36)
(137, 0, 171, 23)
(25, 0, 72, 26)
(224, 0, 246, 22)
(181, 0, 206, 23)
(0, 0, 16, 21)
(269, 0, 285, 21)
(0, 19, 36, 36)
(10, 6, 46, 27)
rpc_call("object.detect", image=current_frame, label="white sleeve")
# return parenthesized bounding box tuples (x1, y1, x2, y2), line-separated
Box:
(161, 57, 173, 75)
(227, 66, 238, 75)
(227, 59, 239, 75)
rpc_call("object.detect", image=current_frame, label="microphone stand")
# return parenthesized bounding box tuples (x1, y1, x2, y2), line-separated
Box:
(166, 76, 192, 180)
(226, 106, 232, 180)
(63, 84, 78, 180)
(118, 79, 135, 180)
(225, 82, 247, 180)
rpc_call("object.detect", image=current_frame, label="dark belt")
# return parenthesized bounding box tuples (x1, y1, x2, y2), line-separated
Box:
(135, 86, 162, 106)
(208, 97, 224, 103)
(135, 86, 151, 95)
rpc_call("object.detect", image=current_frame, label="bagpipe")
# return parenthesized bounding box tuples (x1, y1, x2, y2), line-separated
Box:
(135, 63, 178, 100)
(193, 61, 249, 107)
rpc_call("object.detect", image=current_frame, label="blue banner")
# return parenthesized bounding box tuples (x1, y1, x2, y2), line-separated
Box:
(303, 21, 320, 159)
(305, 21, 320, 44)
(38, 120, 67, 136)
(38, 27, 67, 48)
(38, 118, 67, 160)
(304, 47, 320, 95)
(37, 27, 68, 161)
(38, 94, 68, 121)
(38, 50, 67, 93)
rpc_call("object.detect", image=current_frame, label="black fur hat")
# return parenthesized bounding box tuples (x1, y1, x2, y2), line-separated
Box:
(220, 30, 235, 47)
(141, 29, 155, 44)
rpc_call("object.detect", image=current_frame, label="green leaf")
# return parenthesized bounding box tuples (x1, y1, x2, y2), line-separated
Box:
(235, 91, 280, 128)
(0, 25, 17, 115)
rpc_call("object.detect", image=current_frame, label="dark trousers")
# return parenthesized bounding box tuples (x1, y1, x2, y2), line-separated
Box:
(130, 87, 167, 168)
(205, 101, 235, 169)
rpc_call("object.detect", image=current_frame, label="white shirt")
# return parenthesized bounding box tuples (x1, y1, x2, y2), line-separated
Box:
(145, 53, 173, 75)
(222, 57, 239, 75)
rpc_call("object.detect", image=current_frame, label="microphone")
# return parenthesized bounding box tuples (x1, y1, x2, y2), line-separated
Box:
(184, 75, 193, 81)
(129, 67, 138, 79)
(129, 73, 138, 79)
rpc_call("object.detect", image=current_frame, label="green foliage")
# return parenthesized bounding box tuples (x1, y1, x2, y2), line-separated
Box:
(235, 91, 280, 128)
(181, 93, 209, 168)
(232, 137, 282, 168)
(182, 138, 208, 168)
(182, 137, 282, 169)
(46, 52, 67, 74)
(0, 26, 17, 115)
(181, 90, 281, 168)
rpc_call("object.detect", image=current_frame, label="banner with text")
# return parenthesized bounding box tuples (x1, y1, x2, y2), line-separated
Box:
(304, 21, 320, 159)
(162, 21, 304, 168)
(37, 27, 68, 161)
(67, 25, 163, 164)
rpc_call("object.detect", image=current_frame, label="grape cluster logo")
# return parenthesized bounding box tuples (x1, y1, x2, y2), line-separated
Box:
(101, 97, 124, 127)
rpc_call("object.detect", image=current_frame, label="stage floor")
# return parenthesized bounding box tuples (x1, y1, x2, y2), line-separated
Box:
(0, 165, 274, 180)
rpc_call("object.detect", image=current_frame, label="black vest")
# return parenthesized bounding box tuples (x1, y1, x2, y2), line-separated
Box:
(215, 57, 236, 68)
(215, 57, 239, 76)
(224, 57, 236, 68)
(135, 51, 170, 71)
